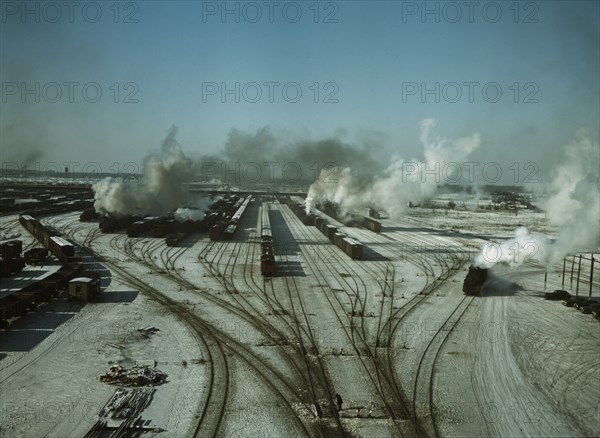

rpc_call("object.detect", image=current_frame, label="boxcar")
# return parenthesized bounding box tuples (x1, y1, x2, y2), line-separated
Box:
(364, 217, 382, 233)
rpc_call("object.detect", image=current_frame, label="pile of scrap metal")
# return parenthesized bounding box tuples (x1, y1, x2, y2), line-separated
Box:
(100, 364, 168, 386)
(137, 325, 160, 336)
(84, 388, 162, 438)
(100, 387, 156, 420)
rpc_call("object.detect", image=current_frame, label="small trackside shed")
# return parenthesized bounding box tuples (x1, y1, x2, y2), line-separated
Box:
(68, 277, 100, 302)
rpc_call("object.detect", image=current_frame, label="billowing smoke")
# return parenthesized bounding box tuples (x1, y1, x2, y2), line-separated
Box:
(174, 208, 205, 222)
(474, 129, 599, 268)
(474, 227, 550, 268)
(93, 126, 193, 216)
(542, 129, 600, 263)
(305, 119, 481, 218)
(196, 126, 381, 185)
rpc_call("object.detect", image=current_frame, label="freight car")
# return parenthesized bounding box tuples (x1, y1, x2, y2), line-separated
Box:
(99, 215, 140, 233)
(287, 199, 364, 259)
(311, 200, 382, 233)
(0, 259, 83, 324)
(463, 265, 488, 295)
(1, 240, 22, 259)
(223, 224, 237, 240)
(2, 215, 86, 325)
(363, 217, 382, 233)
(324, 224, 338, 240)
(24, 248, 49, 265)
(0, 240, 25, 276)
(80, 208, 100, 222)
(127, 218, 157, 237)
(342, 237, 363, 259)
(152, 219, 175, 237)
(48, 236, 75, 263)
(19, 215, 72, 263)
(166, 232, 187, 247)
(1, 256, 25, 276)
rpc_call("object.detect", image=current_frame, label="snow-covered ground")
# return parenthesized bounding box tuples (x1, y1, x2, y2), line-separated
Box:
(1, 199, 598, 437)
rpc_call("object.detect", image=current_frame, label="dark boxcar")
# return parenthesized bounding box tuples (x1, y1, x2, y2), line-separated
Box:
(49, 236, 75, 262)
(1, 257, 25, 276)
(0, 240, 23, 259)
(364, 217, 382, 233)
(333, 233, 345, 247)
(24, 248, 49, 265)
(325, 225, 337, 241)
(346, 238, 363, 259)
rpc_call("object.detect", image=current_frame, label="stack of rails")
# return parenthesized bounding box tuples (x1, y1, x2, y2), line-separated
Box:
(288, 196, 364, 259)
(1, 215, 84, 325)
(260, 202, 275, 276)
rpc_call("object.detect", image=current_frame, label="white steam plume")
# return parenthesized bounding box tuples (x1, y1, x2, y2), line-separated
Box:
(475, 227, 550, 268)
(93, 126, 193, 216)
(174, 208, 205, 222)
(542, 129, 600, 263)
(474, 129, 599, 269)
(306, 119, 480, 218)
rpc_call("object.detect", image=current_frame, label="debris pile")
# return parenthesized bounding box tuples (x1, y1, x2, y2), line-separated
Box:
(100, 364, 168, 386)
(99, 388, 155, 420)
(137, 325, 160, 337)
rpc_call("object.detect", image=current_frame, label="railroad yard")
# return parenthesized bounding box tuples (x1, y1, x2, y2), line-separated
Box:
(1, 188, 598, 438)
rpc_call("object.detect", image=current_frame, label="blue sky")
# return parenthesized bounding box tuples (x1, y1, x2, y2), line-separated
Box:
(1, 0, 599, 182)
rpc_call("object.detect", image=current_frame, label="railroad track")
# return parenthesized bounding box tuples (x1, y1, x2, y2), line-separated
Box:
(280, 203, 412, 436)
(284, 203, 479, 437)
(50, 214, 313, 437)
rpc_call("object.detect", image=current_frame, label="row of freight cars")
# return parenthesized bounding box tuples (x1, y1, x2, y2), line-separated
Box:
(19, 215, 76, 263)
(260, 203, 275, 276)
(1, 215, 86, 325)
(87, 194, 251, 245)
(313, 200, 382, 232)
(287, 197, 382, 233)
(2, 196, 93, 216)
(209, 195, 253, 241)
(1, 241, 51, 277)
(288, 197, 363, 259)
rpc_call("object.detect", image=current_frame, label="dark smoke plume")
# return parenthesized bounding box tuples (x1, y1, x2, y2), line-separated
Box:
(93, 126, 193, 216)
